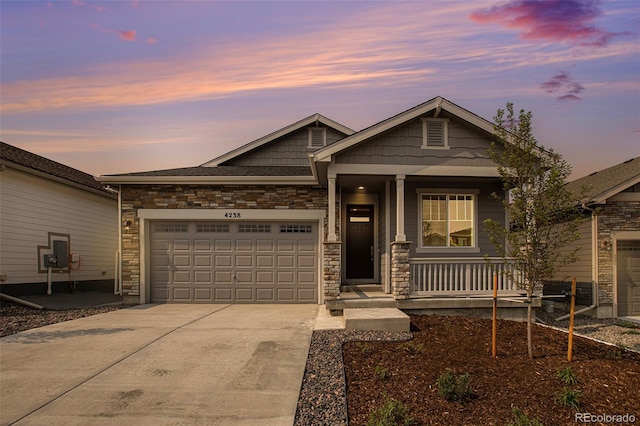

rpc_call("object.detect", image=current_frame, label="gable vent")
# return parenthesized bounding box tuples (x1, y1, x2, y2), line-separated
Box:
(309, 127, 326, 148)
(422, 118, 449, 149)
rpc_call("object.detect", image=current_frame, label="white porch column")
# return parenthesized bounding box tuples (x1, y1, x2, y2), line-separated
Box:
(327, 175, 337, 241)
(395, 174, 406, 242)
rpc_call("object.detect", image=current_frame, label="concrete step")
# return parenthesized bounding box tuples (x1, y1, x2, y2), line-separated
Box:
(343, 308, 410, 332)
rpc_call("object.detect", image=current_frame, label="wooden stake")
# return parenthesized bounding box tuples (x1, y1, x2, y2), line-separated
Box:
(492, 274, 498, 358)
(567, 277, 577, 362)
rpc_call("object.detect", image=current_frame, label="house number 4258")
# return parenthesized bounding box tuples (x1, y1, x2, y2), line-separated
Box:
(224, 212, 241, 218)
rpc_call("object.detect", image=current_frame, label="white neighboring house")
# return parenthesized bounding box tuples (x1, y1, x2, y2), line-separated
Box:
(0, 141, 118, 296)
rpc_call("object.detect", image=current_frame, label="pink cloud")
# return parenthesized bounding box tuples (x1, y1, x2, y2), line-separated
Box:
(118, 30, 137, 41)
(470, 0, 623, 47)
(540, 71, 585, 101)
(146, 37, 158, 45)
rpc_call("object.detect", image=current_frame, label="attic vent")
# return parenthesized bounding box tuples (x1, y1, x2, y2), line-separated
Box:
(308, 127, 326, 148)
(421, 118, 449, 149)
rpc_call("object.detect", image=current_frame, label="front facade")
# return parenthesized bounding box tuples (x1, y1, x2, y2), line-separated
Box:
(101, 97, 515, 305)
(0, 142, 118, 295)
(553, 157, 640, 318)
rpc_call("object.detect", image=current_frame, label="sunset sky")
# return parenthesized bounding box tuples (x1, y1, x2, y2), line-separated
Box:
(1, 0, 638, 179)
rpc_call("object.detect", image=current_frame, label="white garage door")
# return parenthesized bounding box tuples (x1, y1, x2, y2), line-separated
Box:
(617, 240, 640, 316)
(150, 221, 318, 303)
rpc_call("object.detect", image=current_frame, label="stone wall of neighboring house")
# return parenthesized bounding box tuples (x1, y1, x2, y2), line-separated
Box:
(120, 184, 328, 301)
(596, 201, 640, 317)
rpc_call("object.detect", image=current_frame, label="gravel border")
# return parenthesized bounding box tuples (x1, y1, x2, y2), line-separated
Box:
(294, 329, 411, 426)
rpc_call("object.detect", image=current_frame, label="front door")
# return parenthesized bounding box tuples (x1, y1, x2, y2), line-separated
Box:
(346, 205, 374, 280)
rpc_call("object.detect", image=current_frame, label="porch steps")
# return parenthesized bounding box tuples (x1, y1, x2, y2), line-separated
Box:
(343, 308, 410, 332)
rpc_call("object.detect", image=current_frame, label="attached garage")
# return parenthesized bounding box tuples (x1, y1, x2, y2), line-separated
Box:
(617, 240, 640, 316)
(149, 221, 318, 303)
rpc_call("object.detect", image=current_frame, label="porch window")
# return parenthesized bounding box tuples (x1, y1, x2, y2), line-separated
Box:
(421, 194, 474, 247)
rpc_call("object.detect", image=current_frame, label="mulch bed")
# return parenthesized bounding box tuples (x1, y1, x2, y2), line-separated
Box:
(343, 315, 640, 425)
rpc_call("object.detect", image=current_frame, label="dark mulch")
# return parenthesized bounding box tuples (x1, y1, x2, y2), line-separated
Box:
(0, 300, 127, 337)
(344, 315, 640, 426)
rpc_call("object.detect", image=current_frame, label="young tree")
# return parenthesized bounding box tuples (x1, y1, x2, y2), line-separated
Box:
(484, 103, 587, 359)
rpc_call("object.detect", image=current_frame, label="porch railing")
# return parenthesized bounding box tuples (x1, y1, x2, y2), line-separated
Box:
(410, 257, 522, 296)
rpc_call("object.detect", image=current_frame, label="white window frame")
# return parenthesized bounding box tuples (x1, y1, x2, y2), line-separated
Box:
(308, 127, 327, 148)
(421, 118, 449, 149)
(416, 188, 480, 253)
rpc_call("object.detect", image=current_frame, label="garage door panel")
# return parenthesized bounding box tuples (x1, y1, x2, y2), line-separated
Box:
(215, 240, 232, 251)
(173, 271, 191, 283)
(173, 255, 191, 267)
(194, 288, 212, 301)
(257, 255, 274, 267)
(194, 271, 211, 283)
(256, 271, 274, 284)
(194, 255, 211, 267)
(151, 221, 317, 303)
(298, 288, 316, 302)
(277, 271, 295, 284)
(277, 288, 295, 301)
(214, 271, 232, 284)
(256, 288, 275, 301)
(194, 240, 212, 251)
(215, 288, 233, 301)
(172, 287, 192, 301)
(215, 255, 232, 267)
(278, 255, 294, 268)
(617, 240, 640, 316)
(236, 255, 253, 267)
(173, 240, 191, 251)
(235, 288, 253, 301)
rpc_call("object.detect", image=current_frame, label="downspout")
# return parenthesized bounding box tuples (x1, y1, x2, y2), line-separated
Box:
(556, 204, 598, 321)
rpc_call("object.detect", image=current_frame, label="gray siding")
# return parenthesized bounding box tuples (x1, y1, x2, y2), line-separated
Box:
(552, 220, 593, 283)
(227, 127, 347, 167)
(402, 178, 505, 258)
(335, 114, 496, 167)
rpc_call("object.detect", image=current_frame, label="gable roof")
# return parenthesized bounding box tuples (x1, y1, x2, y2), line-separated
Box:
(1, 141, 113, 197)
(201, 113, 354, 167)
(567, 157, 640, 204)
(313, 96, 495, 162)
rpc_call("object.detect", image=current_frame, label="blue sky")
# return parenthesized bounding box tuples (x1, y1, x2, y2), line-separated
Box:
(1, 0, 638, 179)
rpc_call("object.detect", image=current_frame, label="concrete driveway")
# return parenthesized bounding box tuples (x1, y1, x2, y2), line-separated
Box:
(1, 304, 318, 425)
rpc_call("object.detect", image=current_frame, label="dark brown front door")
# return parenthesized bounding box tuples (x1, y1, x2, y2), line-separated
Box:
(346, 205, 374, 280)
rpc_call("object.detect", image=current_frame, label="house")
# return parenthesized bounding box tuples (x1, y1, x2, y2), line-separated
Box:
(549, 157, 640, 318)
(99, 97, 526, 311)
(0, 142, 118, 296)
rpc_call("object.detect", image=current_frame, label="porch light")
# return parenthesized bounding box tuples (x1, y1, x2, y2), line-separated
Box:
(357, 186, 365, 190)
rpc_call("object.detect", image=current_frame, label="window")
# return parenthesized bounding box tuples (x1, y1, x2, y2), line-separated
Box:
(155, 223, 188, 233)
(196, 223, 229, 233)
(280, 224, 313, 233)
(238, 224, 271, 233)
(421, 194, 474, 247)
(308, 127, 326, 148)
(421, 118, 449, 149)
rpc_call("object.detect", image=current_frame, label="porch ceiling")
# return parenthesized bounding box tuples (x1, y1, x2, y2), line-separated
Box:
(337, 175, 390, 193)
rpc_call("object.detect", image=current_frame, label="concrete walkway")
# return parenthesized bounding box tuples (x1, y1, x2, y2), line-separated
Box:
(1, 304, 318, 426)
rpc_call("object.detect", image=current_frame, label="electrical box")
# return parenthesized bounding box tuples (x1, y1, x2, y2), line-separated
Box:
(53, 240, 68, 268)
(44, 254, 58, 267)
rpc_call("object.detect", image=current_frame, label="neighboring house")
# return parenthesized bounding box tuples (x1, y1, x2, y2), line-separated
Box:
(100, 96, 519, 306)
(0, 142, 118, 296)
(551, 157, 640, 318)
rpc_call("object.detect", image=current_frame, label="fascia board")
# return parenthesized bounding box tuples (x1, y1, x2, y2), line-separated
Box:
(97, 175, 319, 185)
(592, 174, 640, 203)
(4, 161, 116, 199)
(201, 114, 354, 167)
(314, 97, 497, 163)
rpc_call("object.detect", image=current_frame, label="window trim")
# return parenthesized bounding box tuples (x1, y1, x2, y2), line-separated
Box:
(308, 127, 327, 148)
(416, 189, 480, 253)
(421, 118, 449, 150)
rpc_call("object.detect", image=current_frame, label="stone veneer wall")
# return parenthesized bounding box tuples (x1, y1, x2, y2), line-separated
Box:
(596, 201, 640, 317)
(120, 184, 328, 302)
(391, 241, 411, 299)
